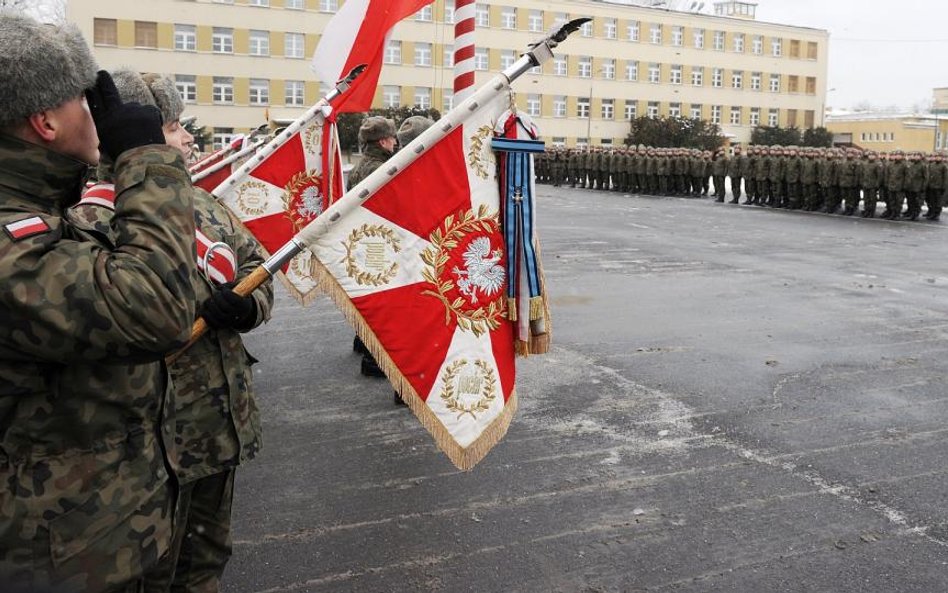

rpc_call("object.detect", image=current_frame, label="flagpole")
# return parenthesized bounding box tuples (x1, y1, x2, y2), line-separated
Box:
(167, 21, 589, 363)
(190, 137, 266, 184)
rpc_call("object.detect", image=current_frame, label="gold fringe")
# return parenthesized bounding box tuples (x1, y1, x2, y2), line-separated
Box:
(507, 298, 518, 322)
(310, 259, 515, 471)
(529, 296, 544, 321)
(529, 332, 551, 355)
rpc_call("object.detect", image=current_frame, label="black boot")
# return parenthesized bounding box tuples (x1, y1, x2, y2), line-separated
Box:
(361, 353, 386, 378)
(353, 335, 368, 355)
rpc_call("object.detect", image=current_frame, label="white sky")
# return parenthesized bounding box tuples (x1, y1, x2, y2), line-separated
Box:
(752, 0, 948, 111)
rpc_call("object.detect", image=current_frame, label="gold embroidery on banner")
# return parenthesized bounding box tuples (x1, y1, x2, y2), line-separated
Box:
(234, 180, 269, 217)
(289, 250, 316, 283)
(341, 224, 401, 286)
(283, 170, 323, 231)
(439, 359, 497, 420)
(467, 125, 496, 180)
(302, 124, 323, 157)
(420, 205, 506, 336)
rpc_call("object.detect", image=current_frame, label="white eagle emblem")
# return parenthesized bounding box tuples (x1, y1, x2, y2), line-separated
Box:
(452, 237, 505, 304)
(296, 185, 323, 219)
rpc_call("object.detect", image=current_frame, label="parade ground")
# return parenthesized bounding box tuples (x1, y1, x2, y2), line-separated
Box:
(226, 185, 948, 592)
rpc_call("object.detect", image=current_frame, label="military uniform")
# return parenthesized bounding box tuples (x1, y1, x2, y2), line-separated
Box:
(925, 155, 947, 221)
(859, 154, 884, 218)
(802, 151, 820, 210)
(882, 153, 907, 219)
(905, 154, 928, 220)
(784, 150, 803, 209)
(711, 151, 728, 201)
(728, 148, 745, 203)
(837, 153, 859, 215)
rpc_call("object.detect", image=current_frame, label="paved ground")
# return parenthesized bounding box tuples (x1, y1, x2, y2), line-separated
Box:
(225, 185, 948, 593)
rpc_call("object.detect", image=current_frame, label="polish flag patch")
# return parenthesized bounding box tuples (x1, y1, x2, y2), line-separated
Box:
(4, 216, 51, 241)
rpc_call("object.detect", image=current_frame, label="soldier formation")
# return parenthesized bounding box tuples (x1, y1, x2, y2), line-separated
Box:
(537, 145, 948, 222)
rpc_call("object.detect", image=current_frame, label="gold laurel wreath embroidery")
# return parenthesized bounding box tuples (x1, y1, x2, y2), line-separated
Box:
(303, 125, 322, 157)
(467, 125, 496, 180)
(282, 170, 322, 231)
(439, 359, 498, 420)
(289, 251, 315, 283)
(341, 224, 401, 286)
(235, 180, 269, 217)
(420, 205, 505, 336)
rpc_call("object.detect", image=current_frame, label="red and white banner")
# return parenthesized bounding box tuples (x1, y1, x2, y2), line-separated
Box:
(303, 91, 518, 469)
(189, 135, 244, 175)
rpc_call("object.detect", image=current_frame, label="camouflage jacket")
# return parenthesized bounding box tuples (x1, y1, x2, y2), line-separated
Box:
(837, 159, 858, 188)
(0, 134, 198, 591)
(802, 159, 819, 184)
(349, 143, 393, 187)
(859, 161, 884, 189)
(68, 185, 274, 483)
(728, 155, 747, 178)
(768, 156, 785, 183)
(784, 157, 803, 183)
(928, 162, 948, 190)
(906, 161, 929, 193)
(711, 156, 728, 176)
(884, 161, 907, 191)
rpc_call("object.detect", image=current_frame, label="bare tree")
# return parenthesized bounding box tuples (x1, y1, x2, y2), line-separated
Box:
(1, 0, 65, 22)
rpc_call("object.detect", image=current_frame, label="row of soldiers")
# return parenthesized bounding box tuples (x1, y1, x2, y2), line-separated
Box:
(538, 145, 948, 221)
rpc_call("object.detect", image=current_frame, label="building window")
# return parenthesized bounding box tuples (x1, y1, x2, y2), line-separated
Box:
(807, 41, 818, 60)
(382, 85, 400, 108)
(442, 91, 454, 112)
(650, 23, 662, 44)
(553, 96, 566, 117)
(604, 18, 617, 39)
(752, 35, 763, 55)
(384, 40, 401, 64)
(443, 44, 454, 67)
(212, 128, 235, 150)
(693, 28, 704, 49)
(648, 63, 661, 84)
(500, 49, 516, 70)
(249, 30, 270, 56)
(732, 71, 743, 89)
(711, 105, 722, 124)
(647, 101, 660, 118)
(804, 110, 815, 128)
(713, 30, 725, 51)
(581, 20, 593, 37)
(768, 108, 779, 126)
(672, 26, 683, 46)
(175, 74, 196, 103)
(624, 100, 637, 120)
(285, 0, 304, 8)
(669, 102, 681, 118)
(248, 0, 268, 5)
(553, 12, 567, 27)
(789, 39, 801, 58)
(750, 107, 760, 126)
(769, 74, 781, 92)
(415, 42, 432, 66)
(751, 72, 762, 91)
(527, 94, 541, 116)
(712, 68, 723, 88)
(320, 0, 337, 11)
(691, 66, 703, 86)
(415, 5, 432, 21)
(93, 18, 117, 45)
(529, 10, 543, 32)
(670, 64, 682, 85)
(578, 56, 592, 78)
(285, 32, 304, 59)
(212, 27, 233, 53)
(626, 60, 639, 81)
(627, 21, 640, 41)
(788, 75, 799, 93)
(414, 87, 431, 109)
(552, 136, 567, 147)
(249, 78, 269, 105)
(501, 6, 516, 29)
(554, 56, 568, 76)
(475, 4, 489, 27)
(577, 97, 590, 118)
(806, 77, 817, 95)
(602, 98, 614, 120)
(690, 104, 702, 119)
(787, 109, 798, 127)
(285, 80, 304, 106)
(772, 38, 782, 57)
(602, 59, 615, 80)
(174, 24, 196, 51)
(730, 106, 742, 125)
(733, 33, 744, 53)
(134, 21, 157, 48)
(474, 48, 488, 70)
(444, 0, 455, 23)
(212, 77, 233, 103)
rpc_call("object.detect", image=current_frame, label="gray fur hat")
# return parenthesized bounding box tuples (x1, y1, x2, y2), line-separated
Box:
(397, 115, 435, 146)
(110, 69, 184, 124)
(0, 12, 98, 129)
(358, 116, 396, 146)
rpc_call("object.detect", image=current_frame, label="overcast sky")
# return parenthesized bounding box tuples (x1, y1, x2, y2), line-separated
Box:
(752, 0, 947, 111)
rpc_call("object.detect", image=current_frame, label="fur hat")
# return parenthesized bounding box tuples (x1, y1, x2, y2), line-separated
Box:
(358, 116, 396, 146)
(0, 12, 98, 129)
(396, 115, 435, 146)
(110, 68, 184, 124)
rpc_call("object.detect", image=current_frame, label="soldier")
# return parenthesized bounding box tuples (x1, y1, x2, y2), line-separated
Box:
(837, 149, 859, 215)
(925, 152, 947, 221)
(767, 146, 784, 207)
(784, 147, 803, 209)
(728, 146, 745, 204)
(753, 146, 769, 205)
(70, 69, 274, 592)
(0, 14, 200, 592)
(567, 147, 581, 188)
(743, 146, 758, 204)
(819, 149, 840, 214)
(710, 148, 728, 201)
(904, 151, 929, 220)
(801, 149, 820, 210)
(598, 146, 611, 190)
(882, 150, 907, 219)
(859, 151, 884, 218)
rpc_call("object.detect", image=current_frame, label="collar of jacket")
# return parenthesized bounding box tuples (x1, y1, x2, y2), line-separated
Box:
(0, 133, 89, 211)
(364, 143, 393, 161)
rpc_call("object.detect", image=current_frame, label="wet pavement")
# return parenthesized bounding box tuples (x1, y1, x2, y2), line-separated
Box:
(226, 185, 948, 592)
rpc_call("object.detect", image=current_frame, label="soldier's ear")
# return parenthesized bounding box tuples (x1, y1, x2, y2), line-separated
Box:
(25, 110, 58, 143)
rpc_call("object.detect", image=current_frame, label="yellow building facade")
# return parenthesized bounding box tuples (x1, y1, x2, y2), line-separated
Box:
(68, 0, 829, 148)
(825, 113, 948, 154)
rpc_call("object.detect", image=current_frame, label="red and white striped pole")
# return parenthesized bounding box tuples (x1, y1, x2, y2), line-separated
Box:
(452, 0, 476, 104)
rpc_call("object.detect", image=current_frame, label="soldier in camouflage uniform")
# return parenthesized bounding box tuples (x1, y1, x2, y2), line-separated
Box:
(728, 146, 745, 204)
(567, 148, 581, 188)
(766, 147, 783, 207)
(68, 69, 275, 593)
(925, 152, 947, 221)
(801, 149, 820, 211)
(837, 149, 859, 215)
(0, 14, 200, 592)
(784, 147, 803, 209)
(882, 151, 907, 219)
(859, 151, 884, 218)
(711, 148, 728, 201)
(904, 152, 929, 221)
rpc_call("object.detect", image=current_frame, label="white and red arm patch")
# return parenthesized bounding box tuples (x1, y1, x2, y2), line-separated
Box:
(4, 216, 51, 241)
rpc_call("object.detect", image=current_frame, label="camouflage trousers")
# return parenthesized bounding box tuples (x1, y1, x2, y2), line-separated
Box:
(145, 470, 236, 593)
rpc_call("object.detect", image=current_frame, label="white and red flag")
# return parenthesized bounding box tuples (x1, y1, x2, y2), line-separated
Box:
(189, 135, 244, 176)
(192, 138, 264, 194)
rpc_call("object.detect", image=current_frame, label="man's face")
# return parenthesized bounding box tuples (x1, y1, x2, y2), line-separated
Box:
(163, 119, 194, 159)
(48, 95, 100, 165)
(379, 136, 396, 153)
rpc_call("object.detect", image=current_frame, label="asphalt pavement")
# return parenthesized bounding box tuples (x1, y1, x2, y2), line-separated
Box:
(225, 185, 948, 593)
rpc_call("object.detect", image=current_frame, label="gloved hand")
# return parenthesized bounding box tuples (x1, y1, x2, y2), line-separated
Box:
(84, 70, 165, 161)
(200, 283, 257, 330)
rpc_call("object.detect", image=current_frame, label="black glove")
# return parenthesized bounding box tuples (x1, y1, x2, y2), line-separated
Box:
(84, 70, 165, 161)
(200, 284, 257, 331)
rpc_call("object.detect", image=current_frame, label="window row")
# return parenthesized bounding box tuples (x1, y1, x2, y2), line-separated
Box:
(173, 75, 309, 107)
(208, 0, 336, 10)
(860, 132, 896, 143)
